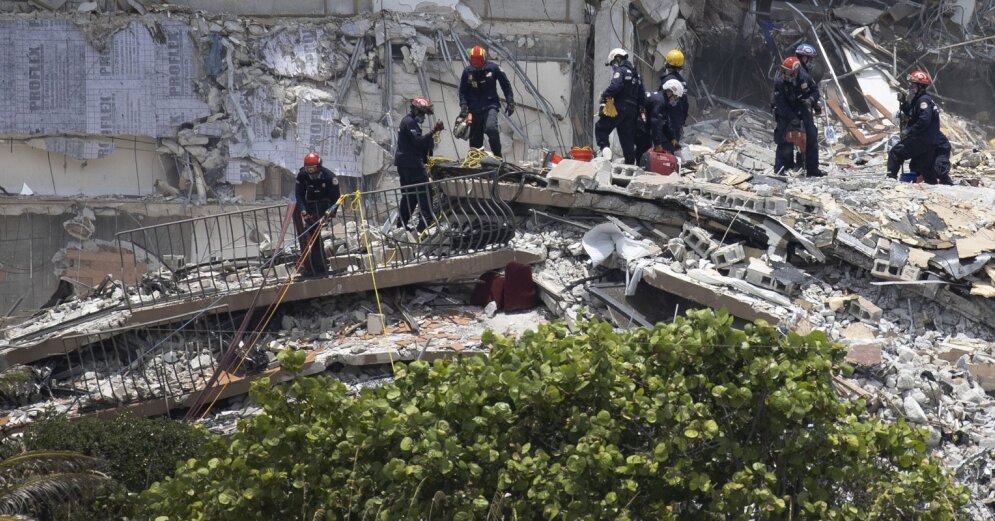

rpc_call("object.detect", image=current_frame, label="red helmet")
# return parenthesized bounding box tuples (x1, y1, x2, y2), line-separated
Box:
(781, 56, 801, 74)
(410, 96, 434, 115)
(469, 45, 486, 69)
(909, 70, 931, 86)
(303, 152, 321, 167)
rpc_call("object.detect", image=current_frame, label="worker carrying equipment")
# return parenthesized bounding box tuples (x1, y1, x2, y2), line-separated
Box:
(595, 48, 645, 164)
(453, 112, 473, 140)
(459, 45, 514, 158)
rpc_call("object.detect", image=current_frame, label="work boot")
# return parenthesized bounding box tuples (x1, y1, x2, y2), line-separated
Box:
(805, 169, 827, 178)
(886, 171, 898, 179)
(601, 147, 613, 160)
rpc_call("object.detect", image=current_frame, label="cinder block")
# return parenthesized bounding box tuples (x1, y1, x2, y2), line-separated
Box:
(900, 264, 923, 281)
(681, 224, 717, 256)
(627, 173, 680, 197)
(848, 296, 883, 323)
(367, 313, 386, 335)
(547, 159, 598, 193)
(763, 197, 788, 215)
(727, 264, 748, 280)
(871, 258, 902, 279)
(710, 243, 746, 268)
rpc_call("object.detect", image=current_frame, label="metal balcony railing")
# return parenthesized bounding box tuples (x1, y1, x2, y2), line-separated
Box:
(115, 171, 517, 309)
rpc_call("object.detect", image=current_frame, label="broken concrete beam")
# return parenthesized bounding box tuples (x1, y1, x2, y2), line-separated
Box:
(848, 296, 883, 323)
(643, 264, 782, 325)
(788, 193, 826, 214)
(702, 159, 747, 183)
(710, 243, 745, 269)
(546, 159, 598, 193)
(627, 173, 679, 197)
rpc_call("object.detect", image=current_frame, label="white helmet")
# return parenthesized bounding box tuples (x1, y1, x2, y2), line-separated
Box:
(606, 48, 628, 64)
(662, 79, 685, 98)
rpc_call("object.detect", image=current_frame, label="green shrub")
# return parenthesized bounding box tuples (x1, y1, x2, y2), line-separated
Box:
(140, 310, 968, 520)
(21, 412, 218, 519)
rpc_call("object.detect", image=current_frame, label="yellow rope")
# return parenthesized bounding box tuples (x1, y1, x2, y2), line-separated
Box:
(351, 190, 395, 373)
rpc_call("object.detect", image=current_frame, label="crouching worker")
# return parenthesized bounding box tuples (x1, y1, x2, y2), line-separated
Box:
(888, 70, 949, 185)
(395, 96, 445, 231)
(294, 152, 340, 276)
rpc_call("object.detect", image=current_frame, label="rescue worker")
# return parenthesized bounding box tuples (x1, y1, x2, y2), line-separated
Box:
(658, 49, 689, 142)
(395, 96, 445, 231)
(795, 43, 818, 75)
(458, 45, 515, 159)
(931, 133, 954, 185)
(772, 57, 804, 175)
(595, 48, 645, 165)
(888, 70, 951, 185)
(294, 152, 340, 276)
(791, 43, 826, 177)
(647, 79, 684, 153)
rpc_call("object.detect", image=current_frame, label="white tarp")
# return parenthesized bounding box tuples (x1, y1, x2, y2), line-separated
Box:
(582, 222, 658, 266)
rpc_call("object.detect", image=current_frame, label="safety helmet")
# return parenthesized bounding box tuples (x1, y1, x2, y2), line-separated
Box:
(662, 79, 685, 98)
(469, 45, 486, 69)
(606, 47, 628, 65)
(665, 49, 685, 68)
(909, 70, 931, 86)
(795, 43, 817, 57)
(303, 152, 321, 167)
(781, 56, 801, 74)
(410, 96, 434, 115)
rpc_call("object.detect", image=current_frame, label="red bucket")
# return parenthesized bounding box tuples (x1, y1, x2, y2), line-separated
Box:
(569, 146, 593, 162)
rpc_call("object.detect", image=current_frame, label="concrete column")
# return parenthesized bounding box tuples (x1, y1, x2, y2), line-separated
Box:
(592, 0, 632, 156)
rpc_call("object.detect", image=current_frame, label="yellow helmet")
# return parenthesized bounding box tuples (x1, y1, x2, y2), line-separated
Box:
(665, 49, 685, 68)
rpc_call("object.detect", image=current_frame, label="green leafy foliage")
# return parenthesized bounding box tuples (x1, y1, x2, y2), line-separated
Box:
(140, 310, 968, 520)
(19, 413, 217, 519)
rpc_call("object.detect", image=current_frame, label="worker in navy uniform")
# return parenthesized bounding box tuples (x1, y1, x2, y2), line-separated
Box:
(458, 45, 515, 159)
(790, 43, 826, 177)
(658, 49, 689, 142)
(294, 152, 340, 276)
(595, 48, 645, 165)
(640, 79, 684, 158)
(888, 70, 951, 185)
(930, 133, 954, 185)
(395, 96, 445, 231)
(772, 57, 806, 175)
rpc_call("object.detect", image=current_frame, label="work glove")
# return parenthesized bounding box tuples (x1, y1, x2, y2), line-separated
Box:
(505, 101, 515, 116)
(433, 120, 445, 133)
(598, 101, 606, 117)
(301, 212, 312, 223)
(459, 105, 469, 118)
(671, 139, 681, 150)
(653, 144, 664, 152)
(813, 102, 823, 116)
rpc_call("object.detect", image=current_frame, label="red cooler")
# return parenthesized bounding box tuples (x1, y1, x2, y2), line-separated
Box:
(640, 150, 679, 176)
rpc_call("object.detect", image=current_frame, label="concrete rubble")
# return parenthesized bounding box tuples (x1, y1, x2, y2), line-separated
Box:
(1, 0, 995, 517)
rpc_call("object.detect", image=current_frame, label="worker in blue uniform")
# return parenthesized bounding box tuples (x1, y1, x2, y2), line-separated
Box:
(294, 152, 340, 276)
(595, 48, 645, 165)
(772, 57, 807, 175)
(458, 45, 515, 159)
(394, 96, 445, 231)
(888, 70, 952, 185)
(658, 48, 689, 142)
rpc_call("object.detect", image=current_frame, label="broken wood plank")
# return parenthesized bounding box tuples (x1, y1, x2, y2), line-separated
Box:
(826, 97, 887, 145)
